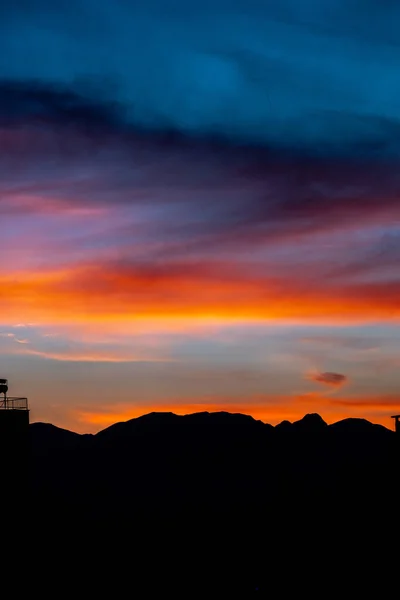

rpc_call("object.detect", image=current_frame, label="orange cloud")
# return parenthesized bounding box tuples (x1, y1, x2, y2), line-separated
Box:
(1, 260, 400, 328)
(331, 397, 400, 409)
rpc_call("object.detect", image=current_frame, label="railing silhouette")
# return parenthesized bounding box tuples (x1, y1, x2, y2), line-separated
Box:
(0, 397, 28, 410)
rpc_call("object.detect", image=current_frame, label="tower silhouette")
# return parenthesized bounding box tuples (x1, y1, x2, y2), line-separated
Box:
(391, 415, 400, 434)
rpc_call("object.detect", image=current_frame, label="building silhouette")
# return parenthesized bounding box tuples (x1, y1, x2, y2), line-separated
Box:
(0, 379, 29, 503)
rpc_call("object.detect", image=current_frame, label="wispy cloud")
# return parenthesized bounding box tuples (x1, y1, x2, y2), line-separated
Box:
(0, 331, 30, 344)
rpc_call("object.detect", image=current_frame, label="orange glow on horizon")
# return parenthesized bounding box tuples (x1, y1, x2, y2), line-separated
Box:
(46, 393, 400, 434)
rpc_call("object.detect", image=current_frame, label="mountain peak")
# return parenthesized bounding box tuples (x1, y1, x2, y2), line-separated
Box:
(329, 417, 391, 435)
(290, 413, 328, 432)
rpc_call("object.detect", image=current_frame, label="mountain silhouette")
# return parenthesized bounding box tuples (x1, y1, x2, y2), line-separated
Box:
(30, 410, 399, 593)
(276, 412, 328, 432)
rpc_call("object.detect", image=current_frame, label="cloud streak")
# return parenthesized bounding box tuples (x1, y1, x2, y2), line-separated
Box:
(1, 257, 399, 326)
(1, 112, 399, 328)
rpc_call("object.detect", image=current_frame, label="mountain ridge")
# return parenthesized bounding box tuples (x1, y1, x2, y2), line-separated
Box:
(29, 409, 395, 437)
(30, 407, 399, 592)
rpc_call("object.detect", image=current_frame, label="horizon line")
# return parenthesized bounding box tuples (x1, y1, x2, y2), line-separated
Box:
(29, 409, 395, 436)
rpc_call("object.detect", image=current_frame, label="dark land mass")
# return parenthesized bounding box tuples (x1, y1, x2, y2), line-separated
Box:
(28, 411, 399, 593)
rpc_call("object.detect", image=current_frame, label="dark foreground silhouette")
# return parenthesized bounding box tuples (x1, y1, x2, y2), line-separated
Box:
(30, 411, 398, 593)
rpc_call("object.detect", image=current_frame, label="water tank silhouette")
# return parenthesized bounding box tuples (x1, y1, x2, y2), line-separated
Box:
(0, 378, 8, 397)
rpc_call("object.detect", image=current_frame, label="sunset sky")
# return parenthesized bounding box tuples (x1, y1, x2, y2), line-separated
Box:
(1, 0, 400, 433)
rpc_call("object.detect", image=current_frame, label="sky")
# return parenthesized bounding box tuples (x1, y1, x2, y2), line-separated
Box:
(1, 0, 399, 433)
